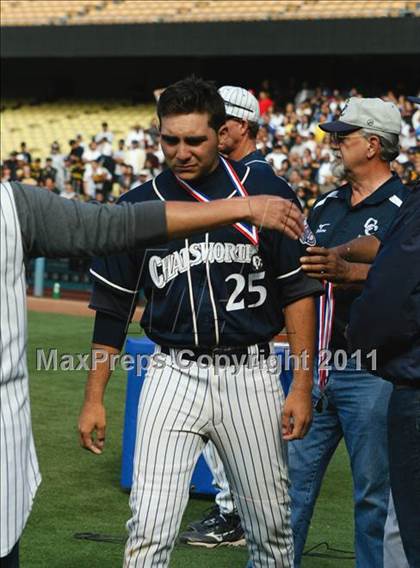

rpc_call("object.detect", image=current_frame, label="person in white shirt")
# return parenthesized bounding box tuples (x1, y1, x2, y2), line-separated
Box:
(95, 122, 114, 144)
(125, 124, 145, 148)
(302, 132, 317, 156)
(114, 139, 126, 178)
(297, 116, 311, 138)
(124, 140, 146, 176)
(97, 138, 113, 158)
(60, 181, 79, 200)
(82, 141, 101, 163)
(83, 161, 112, 198)
(265, 144, 288, 171)
(317, 153, 333, 186)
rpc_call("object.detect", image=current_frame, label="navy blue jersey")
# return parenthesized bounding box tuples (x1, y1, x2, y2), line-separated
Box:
(90, 158, 322, 349)
(308, 173, 409, 351)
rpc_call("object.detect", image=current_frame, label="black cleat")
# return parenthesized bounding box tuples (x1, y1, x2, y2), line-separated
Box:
(180, 507, 246, 548)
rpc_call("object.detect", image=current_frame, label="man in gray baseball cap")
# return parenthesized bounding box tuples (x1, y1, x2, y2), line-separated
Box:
(288, 96, 410, 568)
(320, 97, 402, 136)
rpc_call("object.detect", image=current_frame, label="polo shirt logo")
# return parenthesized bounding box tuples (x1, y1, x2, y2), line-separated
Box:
(364, 217, 379, 235)
(316, 223, 330, 234)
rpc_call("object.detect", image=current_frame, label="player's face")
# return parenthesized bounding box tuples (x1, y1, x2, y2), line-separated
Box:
(218, 118, 244, 156)
(160, 113, 220, 181)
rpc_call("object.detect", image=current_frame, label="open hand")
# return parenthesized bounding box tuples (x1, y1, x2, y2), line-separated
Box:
(248, 196, 305, 241)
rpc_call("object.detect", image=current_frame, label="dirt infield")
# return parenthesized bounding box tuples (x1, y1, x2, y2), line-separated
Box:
(27, 296, 144, 320)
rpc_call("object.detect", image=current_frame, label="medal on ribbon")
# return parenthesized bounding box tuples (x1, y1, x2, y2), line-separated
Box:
(300, 218, 317, 246)
(175, 155, 259, 246)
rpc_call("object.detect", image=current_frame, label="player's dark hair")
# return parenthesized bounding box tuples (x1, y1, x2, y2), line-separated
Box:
(157, 76, 226, 132)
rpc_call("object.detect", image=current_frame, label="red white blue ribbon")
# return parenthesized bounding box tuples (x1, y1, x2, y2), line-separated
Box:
(175, 155, 259, 246)
(318, 281, 335, 389)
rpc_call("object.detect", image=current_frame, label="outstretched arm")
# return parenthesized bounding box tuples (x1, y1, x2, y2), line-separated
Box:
(12, 182, 305, 260)
(166, 195, 305, 241)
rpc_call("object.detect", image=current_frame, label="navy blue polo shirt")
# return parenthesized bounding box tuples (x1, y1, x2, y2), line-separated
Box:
(348, 186, 420, 381)
(308, 174, 409, 351)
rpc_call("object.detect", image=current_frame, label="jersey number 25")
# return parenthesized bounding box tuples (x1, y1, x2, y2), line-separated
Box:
(225, 272, 267, 312)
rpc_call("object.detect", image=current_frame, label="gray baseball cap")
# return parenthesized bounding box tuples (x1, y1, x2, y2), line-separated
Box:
(320, 97, 402, 135)
(218, 86, 260, 122)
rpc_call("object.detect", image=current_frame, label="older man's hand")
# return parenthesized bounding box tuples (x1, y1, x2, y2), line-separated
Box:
(300, 246, 351, 282)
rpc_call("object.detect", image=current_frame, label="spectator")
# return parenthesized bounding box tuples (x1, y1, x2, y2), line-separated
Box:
(76, 134, 87, 152)
(1, 166, 13, 183)
(138, 169, 151, 185)
(68, 156, 85, 195)
(82, 140, 101, 163)
(317, 154, 333, 187)
(16, 154, 28, 170)
(125, 140, 146, 176)
(126, 123, 145, 148)
(60, 181, 78, 200)
(30, 158, 43, 182)
(258, 89, 274, 115)
(21, 164, 37, 186)
(290, 134, 306, 158)
(95, 121, 114, 144)
(113, 139, 126, 178)
(118, 164, 137, 194)
(41, 178, 60, 195)
(41, 158, 57, 183)
(83, 160, 112, 199)
(42, 176, 60, 194)
(69, 139, 84, 160)
(20, 142, 31, 164)
(147, 117, 160, 144)
(265, 144, 288, 172)
(3, 152, 19, 180)
(97, 137, 113, 158)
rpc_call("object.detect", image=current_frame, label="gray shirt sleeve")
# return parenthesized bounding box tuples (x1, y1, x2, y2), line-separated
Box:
(11, 183, 167, 259)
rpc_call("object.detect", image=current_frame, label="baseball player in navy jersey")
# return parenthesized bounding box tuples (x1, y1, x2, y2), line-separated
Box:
(3, 180, 294, 568)
(79, 77, 323, 568)
(180, 85, 305, 548)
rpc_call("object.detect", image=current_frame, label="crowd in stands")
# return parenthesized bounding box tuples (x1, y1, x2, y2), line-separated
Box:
(1, 85, 418, 214)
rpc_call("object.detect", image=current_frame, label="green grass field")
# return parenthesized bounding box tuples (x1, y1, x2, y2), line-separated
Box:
(22, 312, 354, 567)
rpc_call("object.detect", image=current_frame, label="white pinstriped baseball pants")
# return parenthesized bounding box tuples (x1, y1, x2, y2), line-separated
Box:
(124, 347, 294, 568)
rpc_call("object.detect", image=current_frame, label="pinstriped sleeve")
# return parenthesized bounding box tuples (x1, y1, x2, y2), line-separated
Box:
(11, 182, 167, 259)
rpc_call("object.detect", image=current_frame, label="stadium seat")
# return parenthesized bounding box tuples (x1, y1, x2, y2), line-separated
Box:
(1, 100, 156, 160)
(1, 0, 415, 25)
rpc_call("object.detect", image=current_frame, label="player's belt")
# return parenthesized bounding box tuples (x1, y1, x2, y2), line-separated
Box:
(160, 343, 270, 366)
